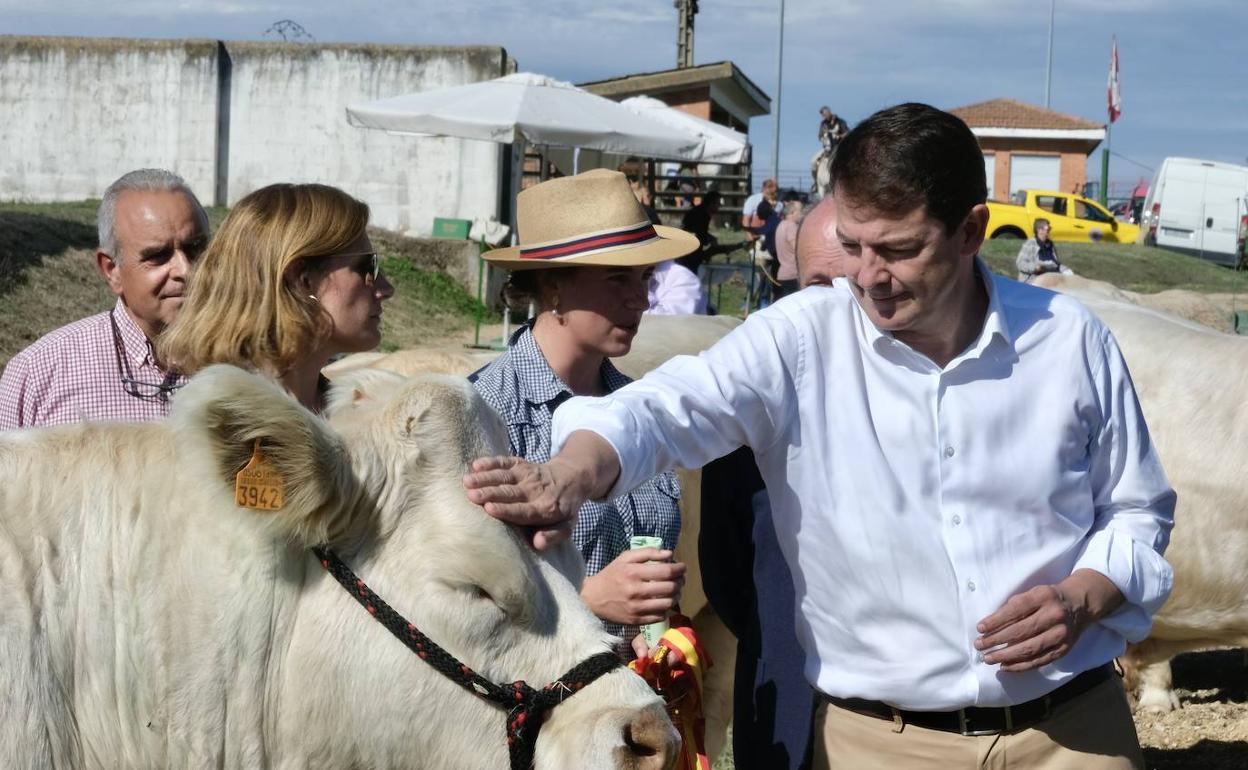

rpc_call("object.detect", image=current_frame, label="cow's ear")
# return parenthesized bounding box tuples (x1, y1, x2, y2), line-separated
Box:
(322, 367, 409, 418)
(172, 364, 364, 546)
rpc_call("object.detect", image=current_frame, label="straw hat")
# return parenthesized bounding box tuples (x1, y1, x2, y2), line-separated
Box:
(484, 169, 700, 270)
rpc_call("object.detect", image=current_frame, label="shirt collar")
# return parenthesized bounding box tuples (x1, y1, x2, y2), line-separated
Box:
(111, 298, 160, 369)
(509, 323, 630, 406)
(840, 257, 1014, 366)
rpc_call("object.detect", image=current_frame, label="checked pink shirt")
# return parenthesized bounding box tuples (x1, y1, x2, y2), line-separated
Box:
(0, 299, 185, 430)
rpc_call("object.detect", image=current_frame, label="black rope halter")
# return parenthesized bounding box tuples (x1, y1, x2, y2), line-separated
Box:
(312, 546, 622, 770)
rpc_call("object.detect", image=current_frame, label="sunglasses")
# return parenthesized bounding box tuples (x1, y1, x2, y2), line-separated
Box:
(314, 251, 381, 286)
(110, 311, 184, 403)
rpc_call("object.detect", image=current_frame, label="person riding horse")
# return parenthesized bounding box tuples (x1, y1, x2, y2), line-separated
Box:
(810, 107, 848, 199)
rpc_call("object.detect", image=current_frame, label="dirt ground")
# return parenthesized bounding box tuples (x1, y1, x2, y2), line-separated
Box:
(1136, 649, 1248, 770)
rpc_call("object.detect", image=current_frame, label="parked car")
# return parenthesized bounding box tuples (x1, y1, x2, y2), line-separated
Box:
(1140, 157, 1248, 266)
(986, 189, 1140, 243)
(1109, 196, 1145, 225)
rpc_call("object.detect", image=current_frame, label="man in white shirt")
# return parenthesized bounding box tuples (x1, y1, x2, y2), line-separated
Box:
(465, 103, 1174, 769)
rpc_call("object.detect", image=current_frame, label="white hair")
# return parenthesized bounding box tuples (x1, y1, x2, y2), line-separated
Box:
(97, 169, 207, 262)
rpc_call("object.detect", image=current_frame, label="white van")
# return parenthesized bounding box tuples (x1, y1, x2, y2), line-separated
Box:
(1140, 157, 1248, 266)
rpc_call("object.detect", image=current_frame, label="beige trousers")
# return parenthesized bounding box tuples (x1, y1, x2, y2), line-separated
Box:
(812, 678, 1144, 770)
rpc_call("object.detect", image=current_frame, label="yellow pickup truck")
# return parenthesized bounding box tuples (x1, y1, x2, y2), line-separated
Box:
(986, 190, 1140, 244)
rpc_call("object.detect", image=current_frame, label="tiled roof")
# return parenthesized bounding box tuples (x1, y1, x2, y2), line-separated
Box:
(950, 98, 1103, 130)
(578, 61, 770, 115)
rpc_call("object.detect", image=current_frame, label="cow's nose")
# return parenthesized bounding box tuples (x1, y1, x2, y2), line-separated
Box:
(621, 702, 679, 770)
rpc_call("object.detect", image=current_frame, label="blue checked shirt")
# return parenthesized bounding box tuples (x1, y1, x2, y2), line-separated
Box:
(470, 324, 681, 648)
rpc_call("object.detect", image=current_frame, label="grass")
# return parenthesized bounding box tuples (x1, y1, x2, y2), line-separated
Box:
(0, 201, 492, 366)
(978, 237, 1244, 294)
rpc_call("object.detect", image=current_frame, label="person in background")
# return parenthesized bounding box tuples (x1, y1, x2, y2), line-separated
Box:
(1016, 218, 1064, 282)
(817, 106, 849, 156)
(678, 163, 700, 208)
(0, 168, 209, 429)
(750, 184, 784, 308)
(741, 178, 779, 232)
(469, 169, 694, 660)
(647, 260, 707, 316)
(773, 194, 805, 299)
(681, 190, 721, 254)
(699, 197, 846, 770)
(619, 157, 660, 225)
(158, 183, 394, 414)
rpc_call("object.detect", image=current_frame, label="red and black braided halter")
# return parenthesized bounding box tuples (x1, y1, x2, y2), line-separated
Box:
(312, 546, 622, 770)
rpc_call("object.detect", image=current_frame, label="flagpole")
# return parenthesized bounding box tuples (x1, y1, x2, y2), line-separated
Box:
(1100, 34, 1117, 206)
(772, 0, 785, 186)
(1100, 121, 1110, 206)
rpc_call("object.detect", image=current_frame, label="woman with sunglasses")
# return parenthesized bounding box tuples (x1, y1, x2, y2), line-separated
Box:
(160, 183, 394, 412)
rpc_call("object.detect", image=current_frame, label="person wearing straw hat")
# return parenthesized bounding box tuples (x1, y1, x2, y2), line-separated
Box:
(469, 169, 699, 659)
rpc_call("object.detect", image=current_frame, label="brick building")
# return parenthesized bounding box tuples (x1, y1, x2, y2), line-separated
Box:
(578, 61, 770, 132)
(950, 99, 1106, 201)
(569, 62, 771, 221)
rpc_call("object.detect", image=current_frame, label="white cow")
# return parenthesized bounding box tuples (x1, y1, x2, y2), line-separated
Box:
(1031, 285, 1248, 712)
(0, 365, 677, 769)
(330, 314, 744, 760)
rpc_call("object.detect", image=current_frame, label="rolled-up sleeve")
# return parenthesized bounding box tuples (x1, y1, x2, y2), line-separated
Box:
(552, 308, 802, 499)
(1074, 328, 1176, 641)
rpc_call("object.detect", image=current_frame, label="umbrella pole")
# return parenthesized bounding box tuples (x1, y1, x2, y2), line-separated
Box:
(573, 147, 581, 174)
(473, 247, 485, 347)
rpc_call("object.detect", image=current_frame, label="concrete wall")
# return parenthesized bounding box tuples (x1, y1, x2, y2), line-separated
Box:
(0, 37, 219, 203)
(0, 36, 513, 235)
(224, 42, 511, 233)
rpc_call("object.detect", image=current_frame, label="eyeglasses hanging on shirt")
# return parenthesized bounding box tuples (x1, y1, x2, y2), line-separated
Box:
(110, 310, 184, 402)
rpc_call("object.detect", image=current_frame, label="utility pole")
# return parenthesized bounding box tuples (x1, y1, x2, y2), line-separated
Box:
(1043, 0, 1055, 107)
(675, 0, 698, 69)
(772, 0, 785, 185)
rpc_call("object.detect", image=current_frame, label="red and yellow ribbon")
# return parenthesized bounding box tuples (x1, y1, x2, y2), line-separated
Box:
(628, 615, 711, 770)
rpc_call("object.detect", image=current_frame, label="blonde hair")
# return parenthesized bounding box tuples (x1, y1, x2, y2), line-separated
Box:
(160, 183, 370, 376)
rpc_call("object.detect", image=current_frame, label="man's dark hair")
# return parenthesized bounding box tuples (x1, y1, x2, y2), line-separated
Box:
(702, 190, 721, 207)
(830, 102, 986, 233)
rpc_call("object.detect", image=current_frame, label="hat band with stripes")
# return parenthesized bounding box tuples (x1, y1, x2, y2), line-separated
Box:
(519, 221, 659, 261)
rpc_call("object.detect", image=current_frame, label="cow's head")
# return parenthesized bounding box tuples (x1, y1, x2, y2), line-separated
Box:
(172, 365, 677, 770)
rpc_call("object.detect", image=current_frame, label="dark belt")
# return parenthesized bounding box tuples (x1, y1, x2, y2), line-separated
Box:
(822, 663, 1115, 736)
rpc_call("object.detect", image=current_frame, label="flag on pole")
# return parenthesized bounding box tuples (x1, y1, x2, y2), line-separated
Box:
(1108, 36, 1122, 123)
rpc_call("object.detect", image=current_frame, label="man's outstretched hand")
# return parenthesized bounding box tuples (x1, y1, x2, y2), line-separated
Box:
(464, 430, 624, 550)
(463, 455, 587, 549)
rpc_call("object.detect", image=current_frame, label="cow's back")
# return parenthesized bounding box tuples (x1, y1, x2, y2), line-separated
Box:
(1081, 297, 1248, 638)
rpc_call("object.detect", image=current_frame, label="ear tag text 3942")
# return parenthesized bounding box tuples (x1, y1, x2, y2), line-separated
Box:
(235, 440, 285, 511)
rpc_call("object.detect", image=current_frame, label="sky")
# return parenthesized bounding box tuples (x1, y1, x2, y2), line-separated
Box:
(4, 0, 1245, 196)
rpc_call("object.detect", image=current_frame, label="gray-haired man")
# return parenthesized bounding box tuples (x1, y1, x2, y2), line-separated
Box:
(0, 169, 210, 428)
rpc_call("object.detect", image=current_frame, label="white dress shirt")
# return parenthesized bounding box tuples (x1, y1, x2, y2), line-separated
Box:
(646, 260, 707, 316)
(553, 263, 1175, 710)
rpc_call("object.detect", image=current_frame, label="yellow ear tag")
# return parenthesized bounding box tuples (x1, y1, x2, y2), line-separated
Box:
(234, 440, 285, 511)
